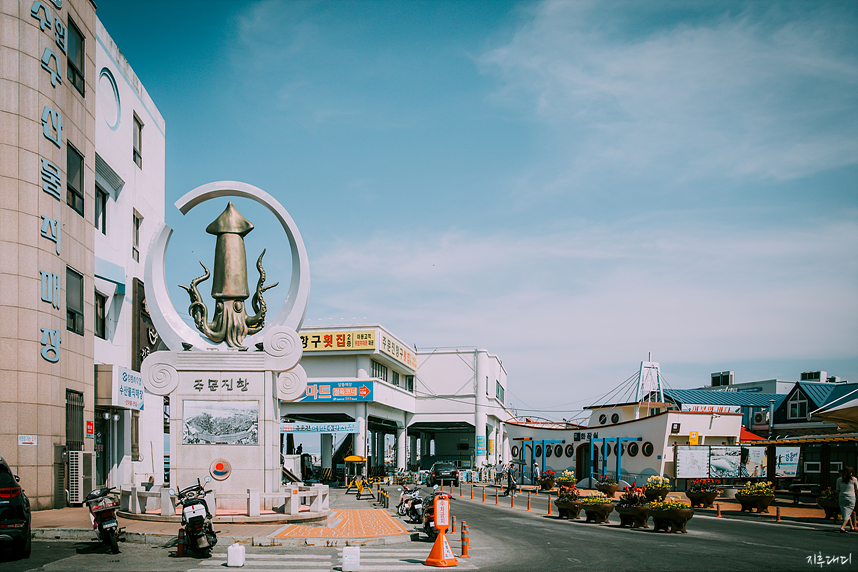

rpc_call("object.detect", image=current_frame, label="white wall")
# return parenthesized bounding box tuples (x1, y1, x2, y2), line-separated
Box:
(94, 19, 166, 486)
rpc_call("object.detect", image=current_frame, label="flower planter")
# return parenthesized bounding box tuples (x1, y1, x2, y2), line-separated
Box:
(615, 505, 649, 529)
(651, 508, 694, 533)
(685, 491, 719, 508)
(644, 489, 669, 502)
(554, 500, 583, 519)
(817, 499, 841, 520)
(736, 495, 775, 514)
(540, 478, 556, 491)
(596, 483, 620, 498)
(583, 503, 615, 524)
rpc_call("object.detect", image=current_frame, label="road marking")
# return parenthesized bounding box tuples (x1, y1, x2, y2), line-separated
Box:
(694, 514, 824, 530)
(207, 555, 332, 559)
(189, 569, 330, 572)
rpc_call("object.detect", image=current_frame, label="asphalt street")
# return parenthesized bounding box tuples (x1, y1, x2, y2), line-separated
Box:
(1, 485, 855, 572)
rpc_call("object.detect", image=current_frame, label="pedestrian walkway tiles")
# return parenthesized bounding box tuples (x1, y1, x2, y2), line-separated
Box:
(274, 509, 410, 538)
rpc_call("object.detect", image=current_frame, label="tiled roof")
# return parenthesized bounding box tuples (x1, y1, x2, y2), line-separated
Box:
(661, 388, 786, 409)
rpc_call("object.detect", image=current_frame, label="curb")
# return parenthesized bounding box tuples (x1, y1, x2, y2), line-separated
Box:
(33, 527, 418, 548)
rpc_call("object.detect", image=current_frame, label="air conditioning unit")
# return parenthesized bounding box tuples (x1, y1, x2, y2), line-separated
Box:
(753, 411, 770, 425)
(68, 451, 96, 505)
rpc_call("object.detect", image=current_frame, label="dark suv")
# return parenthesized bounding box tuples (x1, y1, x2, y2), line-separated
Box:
(0, 456, 30, 559)
(428, 462, 459, 487)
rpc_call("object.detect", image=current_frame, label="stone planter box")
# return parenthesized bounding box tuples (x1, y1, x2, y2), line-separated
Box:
(554, 500, 583, 519)
(615, 505, 649, 529)
(582, 503, 614, 524)
(651, 508, 694, 533)
(817, 499, 841, 520)
(685, 490, 719, 508)
(540, 478, 556, 491)
(596, 483, 620, 498)
(644, 489, 669, 502)
(736, 495, 775, 513)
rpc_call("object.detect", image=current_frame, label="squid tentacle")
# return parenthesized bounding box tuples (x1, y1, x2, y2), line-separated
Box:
(180, 262, 226, 342)
(246, 249, 279, 333)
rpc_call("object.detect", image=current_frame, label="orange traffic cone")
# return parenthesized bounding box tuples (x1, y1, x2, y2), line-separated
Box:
(176, 528, 186, 557)
(424, 528, 459, 567)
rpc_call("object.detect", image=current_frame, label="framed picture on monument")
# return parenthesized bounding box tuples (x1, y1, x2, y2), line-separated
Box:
(182, 401, 259, 445)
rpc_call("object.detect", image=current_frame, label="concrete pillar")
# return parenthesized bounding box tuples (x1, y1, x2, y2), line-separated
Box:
(321, 433, 333, 473)
(357, 355, 371, 379)
(409, 435, 417, 468)
(355, 405, 366, 464)
(475, 352, 489, 468)
(396, 429, 406, 471)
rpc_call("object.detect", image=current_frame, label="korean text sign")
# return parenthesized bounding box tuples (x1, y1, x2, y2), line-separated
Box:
(114, 366, 144, 410)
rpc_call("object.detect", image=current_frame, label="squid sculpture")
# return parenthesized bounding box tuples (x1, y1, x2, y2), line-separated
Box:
(179, 202, 278, 349)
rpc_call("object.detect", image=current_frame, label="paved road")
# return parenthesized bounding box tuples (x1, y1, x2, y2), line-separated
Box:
(2, 485, 854, 572)
(410, 485, 856, 572)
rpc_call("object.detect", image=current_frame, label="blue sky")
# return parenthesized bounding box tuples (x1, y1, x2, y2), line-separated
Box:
(98, 0, 858, 420)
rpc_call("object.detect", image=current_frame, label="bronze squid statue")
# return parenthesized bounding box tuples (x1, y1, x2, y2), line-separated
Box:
(180, 202, 278, 349)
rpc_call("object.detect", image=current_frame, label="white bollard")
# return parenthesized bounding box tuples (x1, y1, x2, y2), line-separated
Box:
(227, 543, 245, 567)
(342, 546, 360, 572)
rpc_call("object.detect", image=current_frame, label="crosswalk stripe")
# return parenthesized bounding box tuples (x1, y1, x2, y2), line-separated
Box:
(198, 563, 329, 568)
(188, 569, 330, 572)
(336, 565, 477, 571)
(208, 554, 332, 560)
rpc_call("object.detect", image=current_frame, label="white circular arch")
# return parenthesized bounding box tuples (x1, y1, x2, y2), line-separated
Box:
(144, 181, 310, 351)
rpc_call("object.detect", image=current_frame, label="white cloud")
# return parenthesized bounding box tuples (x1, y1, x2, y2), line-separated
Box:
(307, 216, 858, 405)
(480, 1, 858, 188)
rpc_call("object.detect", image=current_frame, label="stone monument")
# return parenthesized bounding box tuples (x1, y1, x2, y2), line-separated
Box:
(141, 181, 311, 511)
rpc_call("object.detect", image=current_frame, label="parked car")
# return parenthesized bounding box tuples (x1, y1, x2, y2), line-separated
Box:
(0, 456, 31, 559)
(428, 462, 459, 487)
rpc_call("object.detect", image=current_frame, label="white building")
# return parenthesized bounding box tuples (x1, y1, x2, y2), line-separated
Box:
(282, 326, 509, 478)
(505, 362, 744, 486)
(91, 20, 166, 489)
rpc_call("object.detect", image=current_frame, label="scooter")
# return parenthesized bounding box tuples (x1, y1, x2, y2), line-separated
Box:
(396, 485, 420, 517)
(408, 491, 424, 524)
(170, 476, 217, 556)
(422, 485, 451, 540)
(84, 486, 122, 554)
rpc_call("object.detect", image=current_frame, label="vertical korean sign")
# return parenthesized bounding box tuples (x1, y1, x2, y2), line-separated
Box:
(31, 0, 68, 365)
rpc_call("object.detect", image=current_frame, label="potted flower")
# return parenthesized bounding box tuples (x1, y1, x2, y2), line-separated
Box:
(615, 485, 649, 529)
(581, 491, 615, 523)
(817, 488, 841, 520)
(556, 470, 576, 486)
(647, 499, 694, 533)
(644, 476, 671, 502)
(540, 469, 556, 491)
(595, 474, 620, 498)
(554, 484, 583, 519)
(735, 481, 775, 513)
(685, 478, 721, 508)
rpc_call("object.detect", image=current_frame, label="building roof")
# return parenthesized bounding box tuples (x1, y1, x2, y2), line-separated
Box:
(794, 382, 836, 408)
(660, 389, 786, 409)
(752, 434, 858, 446)
(740, 427, 766, 441)
(815, 383, 858, 410)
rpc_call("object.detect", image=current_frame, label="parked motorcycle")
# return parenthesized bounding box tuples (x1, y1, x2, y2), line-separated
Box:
(396, 485, 420, 518)
(84, 486, 121, 554)
(422, 485, 452, 540)
(170, 476, 217, 556)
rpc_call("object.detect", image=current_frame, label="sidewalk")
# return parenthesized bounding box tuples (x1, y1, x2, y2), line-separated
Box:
(31, 486, 416, 547)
